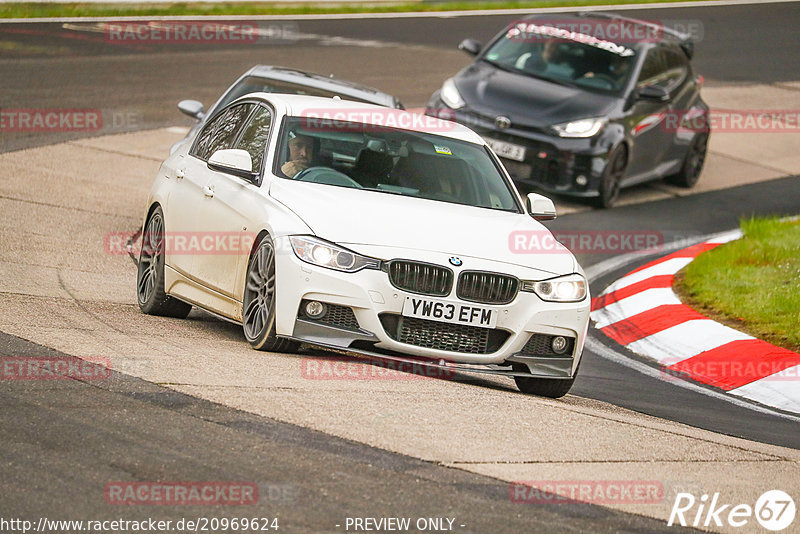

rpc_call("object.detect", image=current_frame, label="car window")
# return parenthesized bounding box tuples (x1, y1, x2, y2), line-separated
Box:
(662, 48, 689, 89)
(275, 116, 521, 213)
(636, 48, 667, 87)
(235, 105, 272, 172)
(637, 47, 687, 92)
(192, 103, 254, 161)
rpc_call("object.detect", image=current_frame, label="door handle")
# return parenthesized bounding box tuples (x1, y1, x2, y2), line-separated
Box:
(203, 185, 214, 198)
(176, 168, 185, 179)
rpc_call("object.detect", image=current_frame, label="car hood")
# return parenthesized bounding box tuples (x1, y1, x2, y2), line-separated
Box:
(455, 62, 617, 128)
(269, 179, 575, 276)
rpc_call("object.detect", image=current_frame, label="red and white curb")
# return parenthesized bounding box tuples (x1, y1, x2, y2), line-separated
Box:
(590, 230, 800, 415)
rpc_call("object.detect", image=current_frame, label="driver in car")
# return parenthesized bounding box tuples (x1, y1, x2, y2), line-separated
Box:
(281, 131, 317, 177)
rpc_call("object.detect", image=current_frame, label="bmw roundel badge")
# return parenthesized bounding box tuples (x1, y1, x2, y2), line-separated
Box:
(449, 257, 463, 267)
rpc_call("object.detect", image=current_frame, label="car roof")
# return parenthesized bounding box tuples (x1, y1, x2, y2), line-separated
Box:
(246, 93, 486, 144)
(244, 65, 401, 109)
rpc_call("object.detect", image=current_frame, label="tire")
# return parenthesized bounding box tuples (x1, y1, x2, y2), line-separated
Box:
(593, 146, 627, 209)
(242, 235, 299, 353)
(512, 362, 578, 398)
(514, 375, 576, 398)
(666, 133, 708, 188)
(137, 206, 192, 318)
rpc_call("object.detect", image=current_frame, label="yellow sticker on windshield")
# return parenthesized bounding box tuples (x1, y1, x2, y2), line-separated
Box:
(434, 145, 452, 155)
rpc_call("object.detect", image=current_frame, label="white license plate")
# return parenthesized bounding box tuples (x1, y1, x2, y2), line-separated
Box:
(402, 296, 497, 329)
(485, 137, 526, 162)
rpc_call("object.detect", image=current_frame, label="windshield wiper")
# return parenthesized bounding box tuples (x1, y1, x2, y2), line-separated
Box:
(481, 57, 516, 74)
(532, 74, 577, 88)
(481, 58, 577, 88)
(361, 187, 409, 197)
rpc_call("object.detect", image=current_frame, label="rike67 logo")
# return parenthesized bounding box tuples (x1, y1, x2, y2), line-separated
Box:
(668, 490, 796, 531)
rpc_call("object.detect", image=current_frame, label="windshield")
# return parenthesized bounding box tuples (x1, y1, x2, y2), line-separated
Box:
(276, 116, 521, 212)
(483, 22, 638, 94)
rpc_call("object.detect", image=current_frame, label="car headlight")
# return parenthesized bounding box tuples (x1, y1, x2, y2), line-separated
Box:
(551, 117, 607, 138)
(289, 236, 381, 273)
(440, 78, 465, 110)
(520, 273, 587, 302)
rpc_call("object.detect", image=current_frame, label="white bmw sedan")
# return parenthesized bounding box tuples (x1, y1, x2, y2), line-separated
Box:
(137, 94, 590, 397)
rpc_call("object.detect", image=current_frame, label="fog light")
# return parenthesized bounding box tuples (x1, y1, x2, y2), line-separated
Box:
(575, 175, 588, 187)
(551, 336, 569, 354)
(305, 300, 327, 319)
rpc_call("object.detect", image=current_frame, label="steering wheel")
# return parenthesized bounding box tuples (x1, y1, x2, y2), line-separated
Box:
(293, 166, 363, 188)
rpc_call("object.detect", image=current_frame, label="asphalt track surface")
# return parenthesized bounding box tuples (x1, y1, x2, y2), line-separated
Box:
(1, 2, 799, 531)
(1, 330, 696, 533)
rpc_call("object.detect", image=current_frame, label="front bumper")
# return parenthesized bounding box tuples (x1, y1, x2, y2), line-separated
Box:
(426, 98, 611, 197)
(273, 240, 590, 378)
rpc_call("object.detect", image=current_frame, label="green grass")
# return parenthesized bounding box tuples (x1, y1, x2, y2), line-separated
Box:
(0, 0, 724, 20)
(676, 216, 800, 352)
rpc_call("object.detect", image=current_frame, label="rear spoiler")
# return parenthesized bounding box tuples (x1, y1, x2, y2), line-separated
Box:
(577, 11, 695, 59)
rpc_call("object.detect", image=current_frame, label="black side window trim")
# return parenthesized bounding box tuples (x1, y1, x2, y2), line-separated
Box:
(663, 47, 690, 91)
(188, 99, 275, 188)
(635, 45, 689, 94)
(233, 102, 275, 187)
(636, 47, 666, 88)
(189, 108, 223, 160)
(189, 102, 255, 162)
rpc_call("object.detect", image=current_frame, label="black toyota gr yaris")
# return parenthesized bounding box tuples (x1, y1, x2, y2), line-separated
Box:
(426, 12, 710, 208)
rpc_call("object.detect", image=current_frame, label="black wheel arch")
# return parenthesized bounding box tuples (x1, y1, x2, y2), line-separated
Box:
(249, 229, 272, 259)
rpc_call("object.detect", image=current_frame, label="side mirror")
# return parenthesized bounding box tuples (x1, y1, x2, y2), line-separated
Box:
(208, 149, 257, 182)
(458, 38, 482, 56)
(526, 193, 557, 221)
(636, 85, 669, 102)
(178, 99, 205, 120)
